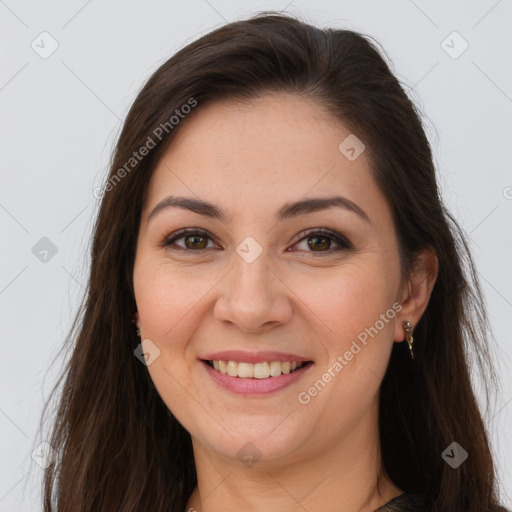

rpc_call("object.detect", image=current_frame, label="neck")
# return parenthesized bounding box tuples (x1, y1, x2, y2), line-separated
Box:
(185, 400, 402, 512)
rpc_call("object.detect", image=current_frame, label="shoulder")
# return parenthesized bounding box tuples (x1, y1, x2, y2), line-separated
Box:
(375, 493, 433, 512)
(375, 493, 511, 512)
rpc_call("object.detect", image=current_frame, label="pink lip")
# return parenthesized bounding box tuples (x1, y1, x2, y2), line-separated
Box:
(201, 360, 314, 396)
(199, 350, 312, 364)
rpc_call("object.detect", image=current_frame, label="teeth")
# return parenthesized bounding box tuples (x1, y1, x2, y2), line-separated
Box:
(209, 360, 305, 379)
(253, 362, 269, 379)
(227, 361, 238, 377)
(238, 362, 254, 378)
(269, 361, 282, 377)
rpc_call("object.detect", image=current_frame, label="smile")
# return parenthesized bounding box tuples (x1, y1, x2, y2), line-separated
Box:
(200, 356, 314, 396)
(206, 360, 306, 379)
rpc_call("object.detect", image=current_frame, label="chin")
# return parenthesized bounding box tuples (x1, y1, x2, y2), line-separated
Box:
(189, 417, 317, 467)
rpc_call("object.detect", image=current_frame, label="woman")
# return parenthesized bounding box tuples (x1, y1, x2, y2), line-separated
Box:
(40, 12, 509, 512)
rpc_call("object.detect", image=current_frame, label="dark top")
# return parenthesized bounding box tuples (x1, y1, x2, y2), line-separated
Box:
(375, 493, 512, 512)
(374, 493, 433, 511)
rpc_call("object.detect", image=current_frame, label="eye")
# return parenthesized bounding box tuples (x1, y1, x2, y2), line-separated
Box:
(161, 227, 353, 255)
(291, 228, 353, 256)
(161, 228, 219, 252)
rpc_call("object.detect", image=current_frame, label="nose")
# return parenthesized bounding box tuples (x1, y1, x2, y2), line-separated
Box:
(213, 253, 293, 333)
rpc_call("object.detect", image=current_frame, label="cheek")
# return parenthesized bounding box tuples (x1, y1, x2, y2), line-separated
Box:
(133, 260, 207, 343)
(132, 261, 207, 415)
(301, 260, 398, 345)
(293, 260, 399, 400)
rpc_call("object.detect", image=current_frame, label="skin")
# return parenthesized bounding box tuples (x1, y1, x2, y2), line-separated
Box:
(133, 93, 438, 512)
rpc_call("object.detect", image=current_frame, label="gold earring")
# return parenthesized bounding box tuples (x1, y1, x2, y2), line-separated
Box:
(402, 320, 414, 360)
(136, 327, 141, 338)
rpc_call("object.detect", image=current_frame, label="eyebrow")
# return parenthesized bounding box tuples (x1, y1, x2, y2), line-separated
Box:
(147, 195, 370, 224)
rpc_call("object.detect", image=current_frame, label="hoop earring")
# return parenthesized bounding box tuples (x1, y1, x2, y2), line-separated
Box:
(402, 320, 414, 360)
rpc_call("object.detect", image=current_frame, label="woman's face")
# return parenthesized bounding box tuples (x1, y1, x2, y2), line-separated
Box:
(133, 93, 406, 466)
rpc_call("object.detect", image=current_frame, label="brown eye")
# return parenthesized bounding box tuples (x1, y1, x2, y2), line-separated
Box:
(183, 234, 208, 249)
(162, 228, 352, 255)
(293, 229, 353, 256)
(307, 235, 331, 251)
(162, 229, 217, 252)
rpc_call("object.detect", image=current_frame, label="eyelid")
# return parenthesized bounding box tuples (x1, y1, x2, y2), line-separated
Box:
(161, 227, 353, 254)
(161, 227, 219, 250)
(291, 227, 353, 252)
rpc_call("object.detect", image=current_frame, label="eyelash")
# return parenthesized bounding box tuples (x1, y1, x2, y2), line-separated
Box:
(161, 227, 353, 256)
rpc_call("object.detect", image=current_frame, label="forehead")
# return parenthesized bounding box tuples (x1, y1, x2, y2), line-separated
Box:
(143, 93, 388, 225)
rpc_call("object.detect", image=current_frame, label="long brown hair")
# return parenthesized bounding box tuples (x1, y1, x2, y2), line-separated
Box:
(40, 12, 508, 512)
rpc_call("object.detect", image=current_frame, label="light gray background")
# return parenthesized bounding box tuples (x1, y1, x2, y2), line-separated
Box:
(1, 1, 511, 510)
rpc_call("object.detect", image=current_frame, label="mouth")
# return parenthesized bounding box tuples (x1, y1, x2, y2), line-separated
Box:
(202, 359, 313, 379)
(199, 353, 315, 396)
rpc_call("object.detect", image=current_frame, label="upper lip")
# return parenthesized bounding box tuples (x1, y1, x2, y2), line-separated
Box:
(200, 350, 313, 364)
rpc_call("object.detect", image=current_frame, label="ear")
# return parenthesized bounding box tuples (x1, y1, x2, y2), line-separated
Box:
(393, 246, 438, 342)
(134, 311, 140, 328)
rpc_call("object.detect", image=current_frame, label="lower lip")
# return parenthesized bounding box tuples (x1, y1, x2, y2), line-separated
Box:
(201, 361, 314, 396)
